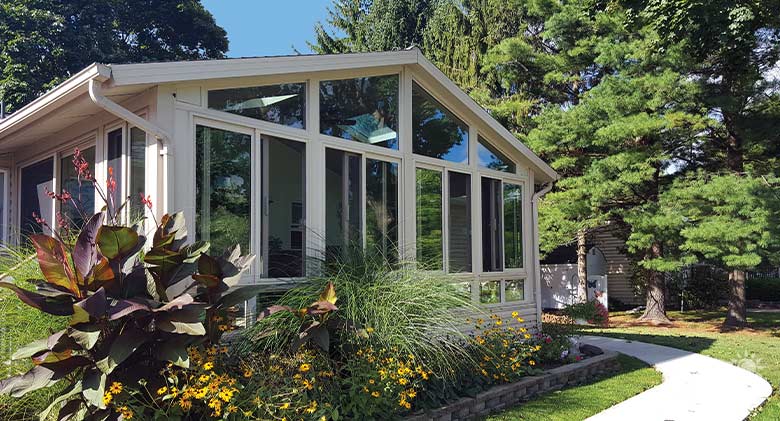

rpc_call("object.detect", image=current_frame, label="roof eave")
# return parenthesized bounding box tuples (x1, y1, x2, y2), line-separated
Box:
(0, 63, 111, 140)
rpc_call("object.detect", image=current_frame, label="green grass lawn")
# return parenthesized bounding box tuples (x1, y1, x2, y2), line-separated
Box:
(487, 354, 661, 421)
(579, 310, 780, 420)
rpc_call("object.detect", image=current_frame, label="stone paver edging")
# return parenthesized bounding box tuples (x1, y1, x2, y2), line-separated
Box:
(405, 351, 621, 421)
(582, 336, 773, 421)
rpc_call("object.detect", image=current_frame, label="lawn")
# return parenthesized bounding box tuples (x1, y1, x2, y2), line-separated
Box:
(579, 310, 780, 420)
(487, 354, 661, 421)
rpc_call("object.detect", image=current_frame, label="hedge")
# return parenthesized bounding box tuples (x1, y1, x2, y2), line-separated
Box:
(746, 277, 780, 302)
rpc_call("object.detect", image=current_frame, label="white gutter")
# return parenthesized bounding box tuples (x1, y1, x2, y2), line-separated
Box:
(88, 78, 171, 215)
(532, 181, 554, 329)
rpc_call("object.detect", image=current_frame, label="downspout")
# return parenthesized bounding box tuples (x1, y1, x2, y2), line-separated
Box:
(532, 181, 554, 330)
(88, 78, 171, 215)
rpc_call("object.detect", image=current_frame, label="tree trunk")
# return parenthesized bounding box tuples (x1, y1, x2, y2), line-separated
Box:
(576, 230, 588, 302)
(638, 242, 671, 324)
(724, 269, 747, 327)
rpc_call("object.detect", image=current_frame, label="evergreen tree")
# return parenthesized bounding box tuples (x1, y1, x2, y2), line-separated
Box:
(0, 0, 228, 113)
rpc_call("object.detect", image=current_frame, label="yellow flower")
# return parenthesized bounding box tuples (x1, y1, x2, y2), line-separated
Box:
(203, 361, 214, 371)
(495, 320, 503, 326)
(305, 401, 318, 414)
(302, 379, 314, 390)
(299, 363, 311, 372)
(368, 379, 375, 384)
(117, 406, 133, 419)
(511, 311, 519, 318)
(109, 382, 123, 394)
(156, 386, 167, 396)
(243, 369, 254, 378)
(366, 327, 375, 334)
(371, 391, 381, 398)
(227, 404, 238, 413)
(179, 398, 192, 411)
(398, 378, 408, 385)
(198, 374, 210, 383)
(407, 390, 417, 398)
(529, 360, 536, 366)
(279, 402, 291, 410)
(195, 388, 208, 399)
(208, 398, 221, 409)
(102, 392, 113, 406)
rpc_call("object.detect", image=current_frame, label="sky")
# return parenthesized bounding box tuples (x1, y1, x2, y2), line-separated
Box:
(201, 0, 334, 57)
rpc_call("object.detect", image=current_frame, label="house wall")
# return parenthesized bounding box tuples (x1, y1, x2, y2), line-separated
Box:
(588, 226, 638, 305)
(2, 89, 159, 243)
(155, 64, 542, 325)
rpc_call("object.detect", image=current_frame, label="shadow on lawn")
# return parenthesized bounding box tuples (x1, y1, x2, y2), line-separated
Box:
(607, 309, 780, 336)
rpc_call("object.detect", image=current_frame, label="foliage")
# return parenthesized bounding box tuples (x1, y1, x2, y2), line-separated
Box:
(0, 152, 259, 420)
(666, 265, 729, 310)
(467, 314, 541, 383)
(562, 301, 608, 326)
(530, 329, 581, 365)
(239, 246, 478, 378)
(0, 0, 227, 114)
(746, 277, 780, 302)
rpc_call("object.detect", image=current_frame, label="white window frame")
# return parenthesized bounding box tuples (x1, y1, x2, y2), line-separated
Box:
(0, 168, 8, 243)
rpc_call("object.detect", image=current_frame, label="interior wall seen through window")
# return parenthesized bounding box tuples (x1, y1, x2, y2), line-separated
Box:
(325, 148, 362, 262)
(106, 128, 123, 216)
(412, 82, 469, 164)
(195, 125, 252, 256)
(320, 75, 399, 150)
(415, 168, 443, 270)
(447, 171, 471, 273)
(481, 177, 503, 272)
(129, 127, 146, 221)
(266, 136, 305, 278)
(208, 83, 306, 129)
(366, 158, 398, 262)
(20, 158, 53, 236)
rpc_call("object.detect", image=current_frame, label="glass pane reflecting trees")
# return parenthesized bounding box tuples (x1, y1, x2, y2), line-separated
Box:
(195, 125, 252, 256)
(412, 82, 469, 163)
(416, 168, 443, 270)
(481, 177, 503, 272)
(20, 158, 53, 236)
(129, 128, 146, 221)
(477, 137, 515, 173)
(209, 83, 306, 129)
(366, 159, 398, 262)
(320, 76, 398, 149)
(504, 183, 523, 268)
(325, 149, 362, 262)
(60, 147, 95, 229)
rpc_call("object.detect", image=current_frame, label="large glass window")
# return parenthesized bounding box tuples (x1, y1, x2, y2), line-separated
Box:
(208, 83, 306, 129)
(325, 149, 361, 262)
(366, 159, 398, 262)
(448, 171, 471, 272)
(266, 136, 305, 277)
(195, 125, 252, 256)
(504, 183, 523, 268)
(412, 82, 469, 163)
(106, 128, 123, 215)
(482, 177, 503, 272)
(415, 168, 443, 270)
(60, 147, 96, 229)
(320, 75, 399, 149)
(477, 137, 516, 173)
(479, 280, 501, 304)
(20, 158, 53, 236)
(129, 127, 146, 221)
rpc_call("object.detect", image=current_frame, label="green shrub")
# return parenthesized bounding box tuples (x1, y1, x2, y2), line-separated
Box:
(746, 277, 780, 302)
(562, 301, 609, 326)
(239, 246, 479, 379)
(667, 265, 729, 309)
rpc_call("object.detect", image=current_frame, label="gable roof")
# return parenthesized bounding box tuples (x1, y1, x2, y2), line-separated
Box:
(0, 48, 557, 182)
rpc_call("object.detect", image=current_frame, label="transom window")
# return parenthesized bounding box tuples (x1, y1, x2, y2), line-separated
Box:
(208, 83, 306, 129)
(412, 82, 469, 163)
(320, 75, 399, 149)
(477, 136, 515, 173)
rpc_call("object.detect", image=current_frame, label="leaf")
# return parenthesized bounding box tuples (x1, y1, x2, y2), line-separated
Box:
(155, 335, 194, 369)
(71, 288, 108, 324)
(11, 338, 49, 361)
(108, 299, 150, 320)
(0, 281, 74, 316)
(81, 368, 106, 409)
(72, 213, 104, 281)
(96, 226, 139, 260)
(143, 248, 183, 267)
(57, 399, 85, 421)
(39, 381, 82, 421)
(154, 294, 196, 312)
(31, 349, 72, 365)
(30, 235, 78, 295)
(92, 257, 114, 283)
(218, 284, 269, 308)
(69, 323, 102, 350)
(197, 253, 221, 278)
(95, 324, 146, 375)
(0, 357, 90, 397)
(256, 304, 294, 322)
(156, 306, 206, 336)
(318, 281, 338, 306)
(307, 300, 339, 315)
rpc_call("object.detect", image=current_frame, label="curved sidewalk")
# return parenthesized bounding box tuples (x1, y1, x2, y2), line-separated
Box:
(581, 336, 772, 421)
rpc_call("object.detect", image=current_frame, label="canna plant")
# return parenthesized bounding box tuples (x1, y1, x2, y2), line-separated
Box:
(0, 149, 259, 420)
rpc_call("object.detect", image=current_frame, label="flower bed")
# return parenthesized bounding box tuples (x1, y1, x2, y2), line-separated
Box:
(405, 351, 621, 421)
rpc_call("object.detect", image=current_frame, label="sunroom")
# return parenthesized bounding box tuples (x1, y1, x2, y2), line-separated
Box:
(0, 49, 558, 325)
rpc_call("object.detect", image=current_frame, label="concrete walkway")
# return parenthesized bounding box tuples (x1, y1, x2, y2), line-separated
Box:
(582, 336, 772, 421)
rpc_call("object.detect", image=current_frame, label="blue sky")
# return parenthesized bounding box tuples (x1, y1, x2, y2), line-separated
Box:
(202, 0, 334, 57)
